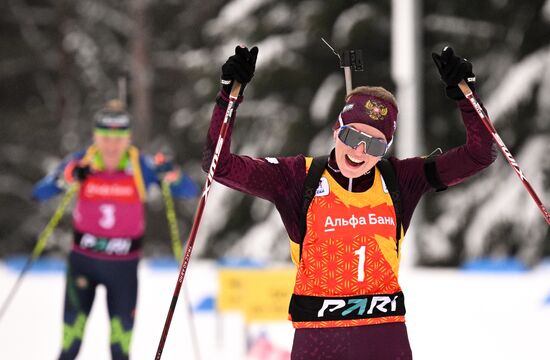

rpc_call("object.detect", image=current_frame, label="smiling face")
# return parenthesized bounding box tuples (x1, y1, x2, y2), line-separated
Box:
(333, 122, 387, 178)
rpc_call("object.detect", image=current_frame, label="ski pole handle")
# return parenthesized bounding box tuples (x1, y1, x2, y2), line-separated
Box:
(229, 82, 241, 98)
(458, 80, 550, 225)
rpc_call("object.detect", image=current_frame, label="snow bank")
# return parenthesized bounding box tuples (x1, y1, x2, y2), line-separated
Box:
(1, 259, 549, 359)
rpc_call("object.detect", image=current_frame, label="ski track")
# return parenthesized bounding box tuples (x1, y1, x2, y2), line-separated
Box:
(1, 259, 549, 360)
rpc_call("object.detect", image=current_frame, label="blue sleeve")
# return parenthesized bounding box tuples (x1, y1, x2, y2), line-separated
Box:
(139, 154, 199, 199)
(140, 155, 161, 189)
(169, 173, 199, 198)
(32, 151, 85, 201)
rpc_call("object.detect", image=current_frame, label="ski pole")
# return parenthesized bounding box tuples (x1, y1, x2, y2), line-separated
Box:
(0, 183, 78, 322)
(160, 179, 201, 360)
(161, 180, 183, 261)
(458, 80, 550, 225)
(154, 82, 242, 359)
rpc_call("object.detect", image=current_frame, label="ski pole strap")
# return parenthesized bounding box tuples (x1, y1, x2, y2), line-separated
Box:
(32, 183, 79, 259)
(376, 159, 402, 253)
(299, 155, 329, 258)
(216, 94, 240, 110)
(161, 180, 182, 261)
(423, 150, 448, 192)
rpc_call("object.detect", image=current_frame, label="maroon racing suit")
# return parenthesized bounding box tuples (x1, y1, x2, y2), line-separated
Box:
(203, 90, 496, 359)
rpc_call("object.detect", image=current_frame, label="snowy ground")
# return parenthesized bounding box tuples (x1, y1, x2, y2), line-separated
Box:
(1, 258, 549, 360)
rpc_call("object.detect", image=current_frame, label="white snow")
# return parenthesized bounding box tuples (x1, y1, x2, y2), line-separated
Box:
(542, 0, 550, 22)
(308, 128, 334, 155)
(419, 134, 550, 263)
(423, 15, 499, 39)
(194, 183, 241, 256)
(263, 4, 293, 29)
(331, 4, 375, 47)
(225, 207, 287, 261)
(463, 136, 550, 259)
(1, 259, 550, 359)
(309, 73, 344, 125)
(213, 0, 273, 30)
(485, 46, 550, 123)
(253, 33, 308, 69)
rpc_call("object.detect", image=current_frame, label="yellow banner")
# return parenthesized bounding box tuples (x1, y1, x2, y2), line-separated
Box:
(218, 267, 296, 322)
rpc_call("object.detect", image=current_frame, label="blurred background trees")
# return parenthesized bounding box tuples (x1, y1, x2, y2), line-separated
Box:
(1, 0, 548, 266)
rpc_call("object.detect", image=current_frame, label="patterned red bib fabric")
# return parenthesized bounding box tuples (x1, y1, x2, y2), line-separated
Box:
(290, 158, 405, 329)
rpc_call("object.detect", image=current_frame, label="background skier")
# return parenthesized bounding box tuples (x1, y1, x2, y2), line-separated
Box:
(33, 99, 198, 360)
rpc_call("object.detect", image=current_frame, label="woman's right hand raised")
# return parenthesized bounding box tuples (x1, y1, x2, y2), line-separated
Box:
(221, 46, 259, 94)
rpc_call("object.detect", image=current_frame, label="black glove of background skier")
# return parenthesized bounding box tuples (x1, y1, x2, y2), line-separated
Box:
(432, 46, 476, 100)
(221, 46, 259, 95)
(72, 164, 91, 182)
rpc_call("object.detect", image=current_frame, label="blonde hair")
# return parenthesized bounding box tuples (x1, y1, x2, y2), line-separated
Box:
(104, 99, 126, 112)
(346, 86, 398, 110)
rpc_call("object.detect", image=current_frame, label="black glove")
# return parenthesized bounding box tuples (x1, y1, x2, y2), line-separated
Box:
(432, 46, 476, 100)
(72, 164, 91, 182)
(221, 46, 259, 95)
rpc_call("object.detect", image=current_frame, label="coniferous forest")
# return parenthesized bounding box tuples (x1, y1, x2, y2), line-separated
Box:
(1, 0, 549, 266)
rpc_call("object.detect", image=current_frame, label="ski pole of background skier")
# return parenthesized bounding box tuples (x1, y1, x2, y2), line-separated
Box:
(160, 173, 201, 360)
(0, 184, 78, 322)
(154, 82, 242, 360)
(458, 81, 550, 225)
